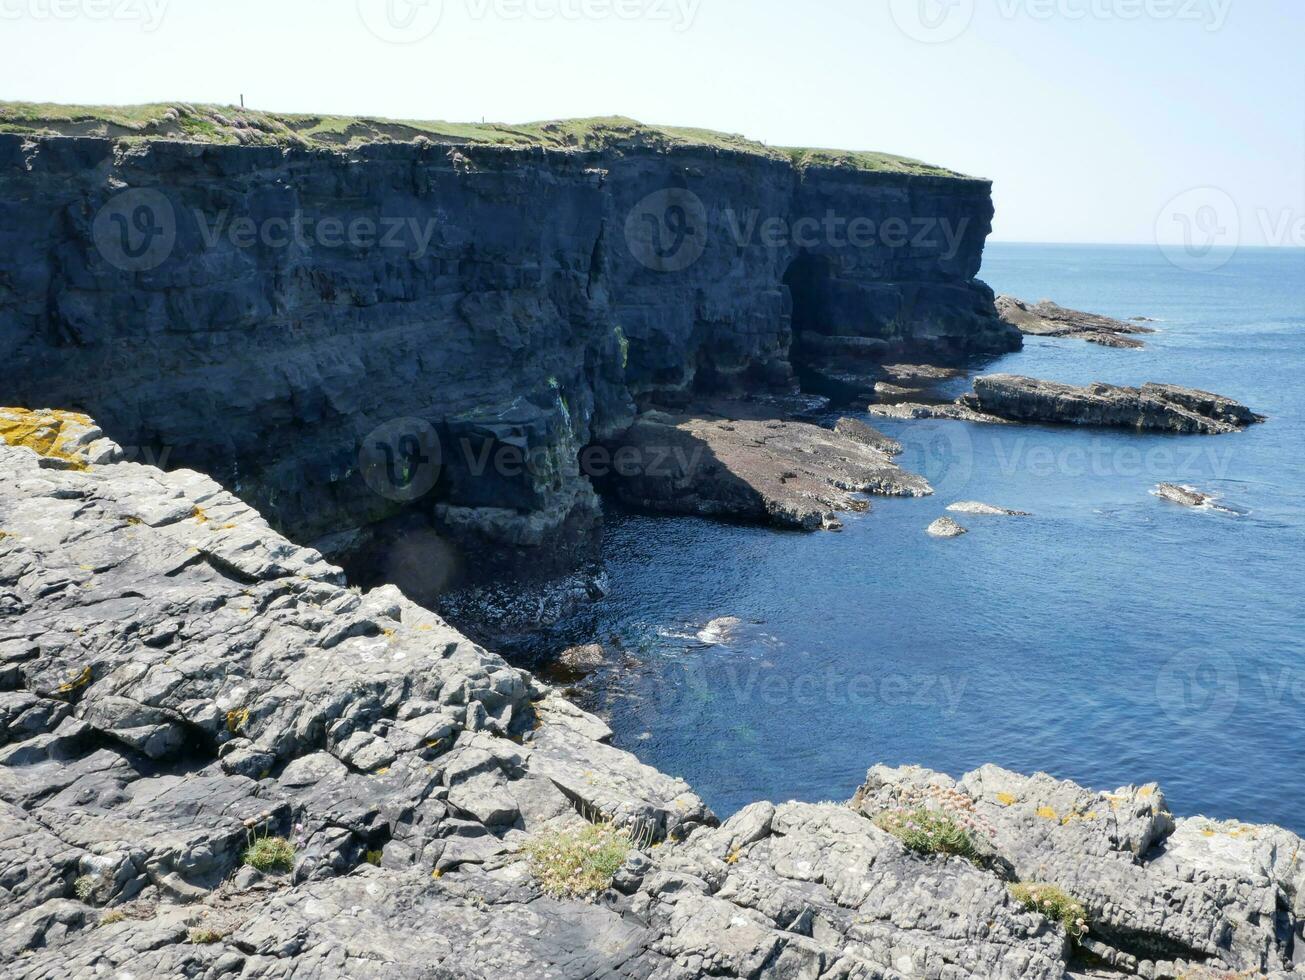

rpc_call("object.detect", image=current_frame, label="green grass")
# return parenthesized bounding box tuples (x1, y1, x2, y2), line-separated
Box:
(0, 102, 973, 178)
(242, 835, 295, 873)
(187, 926, 225, 945)
(1009, 882, 1089, 942)
(873, 807, 982, 861)
(523, 822, 634, 899)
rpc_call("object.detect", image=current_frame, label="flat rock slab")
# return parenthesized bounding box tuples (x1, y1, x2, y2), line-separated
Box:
(947, 501, 1031, 516)
(874, 375, 1264, 435)
(997, 296, 1155, 349)
(606, 413, 932, 531)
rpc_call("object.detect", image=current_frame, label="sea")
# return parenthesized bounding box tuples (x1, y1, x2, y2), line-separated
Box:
(546, 243, 1305, 831)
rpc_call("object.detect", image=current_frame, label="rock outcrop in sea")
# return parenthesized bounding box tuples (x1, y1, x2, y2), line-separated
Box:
(873, 375, 1265, 434)
(996, 296, 1156, 349)
(3, 418, 1303, 979)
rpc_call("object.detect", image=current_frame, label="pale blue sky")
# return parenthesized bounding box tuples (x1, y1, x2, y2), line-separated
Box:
(2, 0, 1301, 245)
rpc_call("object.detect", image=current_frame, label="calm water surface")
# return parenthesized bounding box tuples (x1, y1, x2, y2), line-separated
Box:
(551, 244, 1305, 830)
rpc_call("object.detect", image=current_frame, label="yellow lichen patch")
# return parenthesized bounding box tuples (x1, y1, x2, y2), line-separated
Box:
(191, 506, 209, 524)
(1201, 828, 1217, 838)
(381, 628, 396, 639)
(56, 665, 93, 695)
(416, 624, 435, 632)
(1138, 786, 1155, 799)
(725, 849, 741, 865)
(0, 407, 95, 470)
(373, 767, 390, 777)
(996, 792, 1017, 806)
(431, 869, 444, 880)
(226, 707, 250, 734)
(1036, 806, 1059, 821)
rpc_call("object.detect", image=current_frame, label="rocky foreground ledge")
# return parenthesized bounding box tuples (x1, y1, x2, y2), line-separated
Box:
(2, 411, 1302, 979)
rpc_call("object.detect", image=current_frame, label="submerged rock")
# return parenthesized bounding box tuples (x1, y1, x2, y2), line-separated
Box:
(552, 643, 608, 680)
(997, 295, 1155, 349)
(927, 516, 969, 537)
(604, 411, 931, 531)
(1155, 483, 1238, 514)
(697, 617, 744, 645)
(947, 501, 1031, 516)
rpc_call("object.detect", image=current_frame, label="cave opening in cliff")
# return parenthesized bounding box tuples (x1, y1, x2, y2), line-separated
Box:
(782, 252, 837, 337)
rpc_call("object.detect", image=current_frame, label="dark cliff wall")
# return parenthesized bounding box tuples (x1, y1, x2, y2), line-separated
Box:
(0, 134, 1016, 586)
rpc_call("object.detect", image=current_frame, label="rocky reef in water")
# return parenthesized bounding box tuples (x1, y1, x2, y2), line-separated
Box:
(872, 375, 1265, 434)
(0, 111, 1019, 601)
(2, 416, 1303, 979)
(996, 296, 1156, 349)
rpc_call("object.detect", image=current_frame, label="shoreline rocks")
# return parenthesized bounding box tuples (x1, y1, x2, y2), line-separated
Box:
(997, 295, 1156, 349)
(602, 409, 932, 532)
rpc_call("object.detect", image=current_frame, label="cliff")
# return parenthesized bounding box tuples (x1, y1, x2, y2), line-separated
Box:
(0, 104, 1017, 595)
(1, 415, 1301, 979)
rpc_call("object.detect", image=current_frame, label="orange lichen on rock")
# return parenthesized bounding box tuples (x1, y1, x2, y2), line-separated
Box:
(0, 407, 96, 470)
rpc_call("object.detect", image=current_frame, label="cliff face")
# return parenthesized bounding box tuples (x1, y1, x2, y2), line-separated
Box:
(0, 131, 1015, 587)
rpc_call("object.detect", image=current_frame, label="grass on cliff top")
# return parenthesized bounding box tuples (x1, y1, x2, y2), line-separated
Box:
(0, 102, 972, 178)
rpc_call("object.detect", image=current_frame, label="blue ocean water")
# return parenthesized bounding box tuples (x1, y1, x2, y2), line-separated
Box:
(559, 244, 1305, 831)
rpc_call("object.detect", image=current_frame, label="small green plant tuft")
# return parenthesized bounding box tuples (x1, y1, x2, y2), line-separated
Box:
(243, 835, 295, 873)
(1009, 882, 1089, 942)
(873, 807, 982, 862)
(99, 909, 126, 926)
(73, 875, 97, 902)
(187, 926, 225, 945)
(523, 823, 634, 899)
(364, 850, 383, 867)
